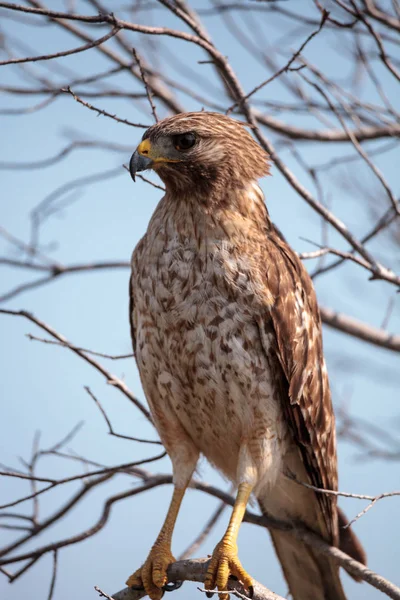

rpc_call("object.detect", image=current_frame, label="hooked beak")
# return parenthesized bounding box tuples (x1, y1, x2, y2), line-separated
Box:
(129, 150, 152, 182)
(129, 137, 180, 182)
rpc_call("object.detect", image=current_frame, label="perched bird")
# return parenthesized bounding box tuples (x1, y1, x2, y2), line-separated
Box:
(126, 112, 366, 600)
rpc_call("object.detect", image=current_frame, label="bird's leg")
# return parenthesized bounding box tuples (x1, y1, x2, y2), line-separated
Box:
(205, 481, 254, 600)
(126, 484, 187, 600)
(126, 442, 198, 600)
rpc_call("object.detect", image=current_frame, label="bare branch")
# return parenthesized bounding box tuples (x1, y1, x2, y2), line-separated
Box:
(26, 335, 134, 361)
(0, 260, 130, 304)
(47, 550, 58, 600)
(0, 471, 55, 483)
(361, 0, 400, 32)
(2, 255, 399, 353)
(85, 387, 162, 445)
(0, 309, 152, 423)
(109, 558, 286, 600)
(286, 471, 400, 525)
(298, 71, 400, 216)
(0, 25, 120, 66)
(62, 88, 150, 128)
(0, 140, 130, 170)
(132, 48, 159, 123)
(227, 8, 329, 112)
(349, 1, 400, 82)
(0, 457, 163, 511)
(4, 2, 399, 141)
(319, 306, 400, 353)
(1, 4, 399, 598)
(122, 164, 165, 190)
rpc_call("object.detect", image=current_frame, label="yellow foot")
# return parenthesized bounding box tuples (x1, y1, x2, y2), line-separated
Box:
(126, 542, 175, 600)
(204, 541, 254, 600)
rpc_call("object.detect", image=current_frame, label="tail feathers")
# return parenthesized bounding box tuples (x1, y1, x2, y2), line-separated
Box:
(269, 530, 347, 600)
(337, 507, 367, 581)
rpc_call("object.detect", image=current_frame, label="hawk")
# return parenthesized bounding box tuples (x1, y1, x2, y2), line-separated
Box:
(126, 112, 365, 600)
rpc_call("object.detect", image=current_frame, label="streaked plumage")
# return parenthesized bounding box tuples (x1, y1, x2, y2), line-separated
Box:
(128, 112, 365, 600)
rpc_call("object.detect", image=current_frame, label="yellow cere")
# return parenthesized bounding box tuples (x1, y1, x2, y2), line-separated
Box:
(137, 138, 180, 164)
(137, 139, 152, 156)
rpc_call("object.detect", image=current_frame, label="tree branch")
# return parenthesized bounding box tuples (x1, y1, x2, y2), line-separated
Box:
(108, 558, 286, 600)
(0, 25, 120, 66)
(319, 306, 400, 353)
(0, 309, 152, 423)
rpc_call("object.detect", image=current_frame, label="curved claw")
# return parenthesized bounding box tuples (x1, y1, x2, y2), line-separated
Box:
(126, 543, 176, 600)
(163, 581, 183, 592)
(204, 541, 253, 600)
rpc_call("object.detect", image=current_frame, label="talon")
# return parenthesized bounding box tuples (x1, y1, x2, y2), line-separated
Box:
(248, 585, 254, 599)
(205, 541, 253, 600)
(126, 570, 143, 588)
(126, 543, 175, 600)
(163, 581, 183, 592)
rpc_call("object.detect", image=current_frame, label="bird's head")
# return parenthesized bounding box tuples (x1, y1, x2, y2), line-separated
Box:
(130, 112, 270, 202)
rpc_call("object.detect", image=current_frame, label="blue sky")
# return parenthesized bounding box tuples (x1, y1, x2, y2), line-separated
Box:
(0, 2, 399, 600)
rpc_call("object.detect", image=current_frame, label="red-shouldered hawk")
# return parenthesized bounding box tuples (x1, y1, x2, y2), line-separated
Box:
(126, 112, 365, 600)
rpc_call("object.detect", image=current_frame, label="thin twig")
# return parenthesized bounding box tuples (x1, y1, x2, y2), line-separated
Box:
(47, 550, 58, 600)
(132, 47, 159, 122)
(0, 456, 165, 511)
(0, 309, 152, 423)
(95, 586, 114, 600)
(227, 8, 329, 113)
(286, 471, 400, 525)
(62, 87, 150, 128)
(298, 71, 400, 217)
(27, 335, 134, 360)
(85, 387, 162, 445)
(0, 26, 120, 66)
(122, 163, 165, 190)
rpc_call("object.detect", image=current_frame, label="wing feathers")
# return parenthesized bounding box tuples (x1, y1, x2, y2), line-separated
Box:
(262, 232, 338, 542)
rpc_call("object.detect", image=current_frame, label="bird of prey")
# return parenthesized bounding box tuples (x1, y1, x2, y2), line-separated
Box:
(126, 112, 365, 600)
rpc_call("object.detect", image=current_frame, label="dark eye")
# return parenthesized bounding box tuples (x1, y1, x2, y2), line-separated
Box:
(172, 132, 196, 151)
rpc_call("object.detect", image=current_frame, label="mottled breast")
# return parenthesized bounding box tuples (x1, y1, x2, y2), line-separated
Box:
(131, 195, 288, 482)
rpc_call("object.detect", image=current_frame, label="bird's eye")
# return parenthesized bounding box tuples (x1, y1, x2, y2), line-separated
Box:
(172, 132, 196, 151)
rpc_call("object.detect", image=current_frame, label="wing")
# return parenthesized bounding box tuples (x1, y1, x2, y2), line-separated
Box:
(129, 273, 136, 352)
(260, 227, 338, 542)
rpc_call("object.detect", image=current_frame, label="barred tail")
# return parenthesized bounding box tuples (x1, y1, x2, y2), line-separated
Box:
(258, 497, 366, 600)
(268, 528, 347, 600)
